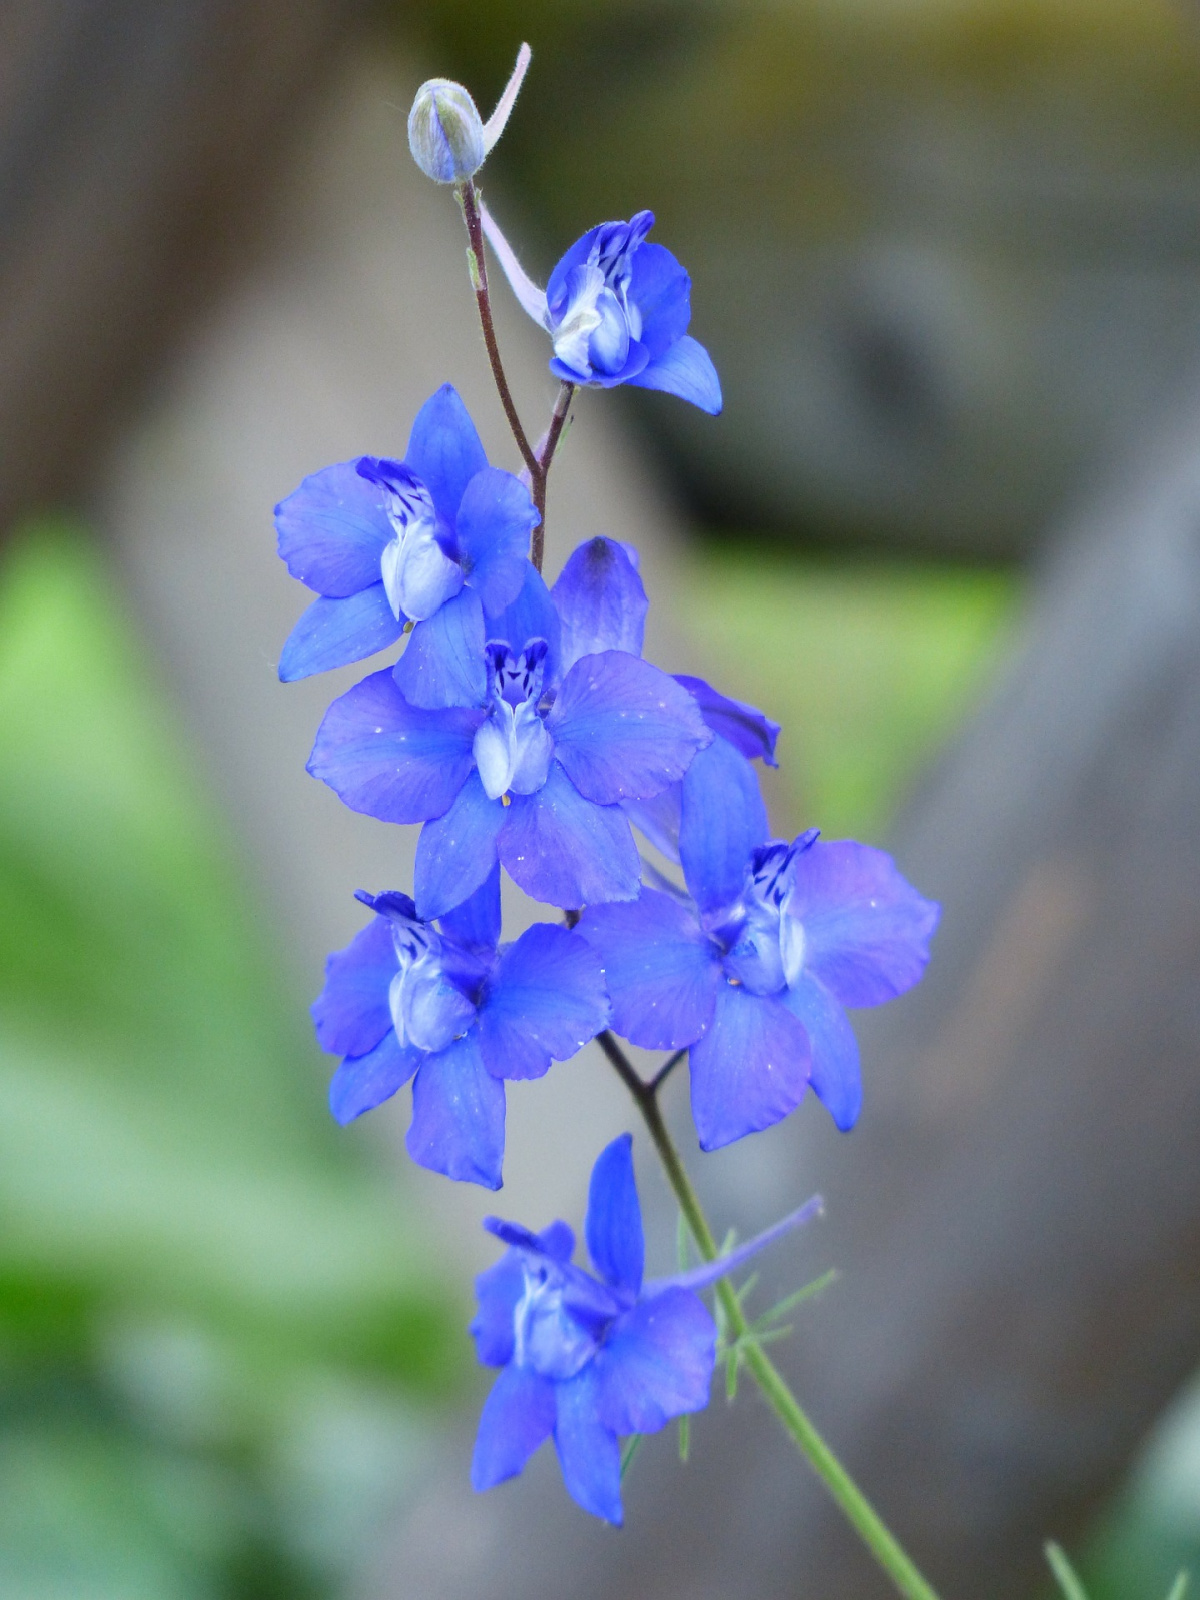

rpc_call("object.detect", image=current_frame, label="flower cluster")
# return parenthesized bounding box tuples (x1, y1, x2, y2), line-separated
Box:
(285, 467, 937, 1178)
(274, 46, 939, 1524)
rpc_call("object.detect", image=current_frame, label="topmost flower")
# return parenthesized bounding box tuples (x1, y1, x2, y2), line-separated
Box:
(482, 205, 722, 415)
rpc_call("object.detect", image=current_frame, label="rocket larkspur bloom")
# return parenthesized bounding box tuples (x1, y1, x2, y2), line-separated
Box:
(580, 737, 939, 1147)
(312, 868, 608, 1188)
(471, 1133, 821, 1522)
(481, 204, 722, 414)
(306, 564, 712, 918)
(275, 384, 537, 698)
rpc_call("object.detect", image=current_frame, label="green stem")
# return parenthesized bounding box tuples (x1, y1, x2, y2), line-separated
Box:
(596, 1032, 941, 1600)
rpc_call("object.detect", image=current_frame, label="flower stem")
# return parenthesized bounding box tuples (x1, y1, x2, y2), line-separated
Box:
(596, 1030, 942, 1600)
(459, 180, 538, 481)
(531, 381, 575, 571)
(457, 183, 573, 571)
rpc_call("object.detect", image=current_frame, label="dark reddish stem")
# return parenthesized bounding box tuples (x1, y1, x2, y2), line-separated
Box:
(459, 181, 574, 573)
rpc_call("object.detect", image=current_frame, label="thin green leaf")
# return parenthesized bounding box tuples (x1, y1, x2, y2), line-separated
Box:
(734, 1271, 760, 1306)
(1045, 1541, 1089, 1600)
(1164, 1572, 1190, 1600)
(678, 1414, 690, 1463)
(754, 1269, 839, 1329)
(620, 1434, 643, 1480)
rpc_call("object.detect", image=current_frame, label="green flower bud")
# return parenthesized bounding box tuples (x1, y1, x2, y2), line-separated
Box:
(407, 79, 486, 185)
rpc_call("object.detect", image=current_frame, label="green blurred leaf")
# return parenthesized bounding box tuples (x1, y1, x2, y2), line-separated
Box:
(0, 523, 464, 1594)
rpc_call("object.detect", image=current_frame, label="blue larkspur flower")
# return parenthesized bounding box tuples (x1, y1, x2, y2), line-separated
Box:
(481, 205, 722, 414)
(306, 565, 713, 917)
(275, 384, 537, 696)
(580, 738, 940, 1147)
(471, 1133, 821, 1523)
(312, 868, 609, 1187)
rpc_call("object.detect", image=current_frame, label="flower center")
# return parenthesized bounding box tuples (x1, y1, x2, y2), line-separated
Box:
(473, 639, 555, 801)
(548, 214, 654, 380)
(512, 1262, 600, 1381)
(357, 458, 464, 622)
(382, 905, 476, 1053)
(719, 833, 817, 997)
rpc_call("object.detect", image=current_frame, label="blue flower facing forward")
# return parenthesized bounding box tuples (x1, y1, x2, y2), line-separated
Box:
(307, 564, 712, 917)
(471, 1133, 821, 1523)
(581, 738, 940, 1148)
(481, 204, 722, 414)
(312, 868, 608, 1187)
(276, 384, 537, 694)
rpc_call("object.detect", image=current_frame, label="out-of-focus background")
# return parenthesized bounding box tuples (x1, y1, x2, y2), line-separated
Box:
(2, 2, 1200, 1596)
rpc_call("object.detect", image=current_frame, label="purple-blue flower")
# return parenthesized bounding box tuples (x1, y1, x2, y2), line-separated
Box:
(306, 565, 712, 917)
(481, 205, 722, 414)
(312, 868, 609, 1188)
(275, 384, 537, 694)
(581, 738, 940, 1147)
(471, 1133, 821, 1523)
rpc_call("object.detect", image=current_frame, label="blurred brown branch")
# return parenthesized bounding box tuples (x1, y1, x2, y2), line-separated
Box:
(0, 0, 363, 535)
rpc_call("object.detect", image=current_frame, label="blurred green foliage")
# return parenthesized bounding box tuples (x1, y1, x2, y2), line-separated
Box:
(678, 543, 1018, 837)
(0, 525, 464, 1598)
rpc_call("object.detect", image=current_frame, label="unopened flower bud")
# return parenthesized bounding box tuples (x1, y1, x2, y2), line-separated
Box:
(407, 79, 486, 184)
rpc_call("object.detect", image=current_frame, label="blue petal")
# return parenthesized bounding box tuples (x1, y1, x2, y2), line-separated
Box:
(308, 670, 484, 824)
(784, 971, 862, 1132)
(595, 1288, 716, 1436)
(674, 675, 780, 767)
(476, 924, 609, 1081)
(626, 335, 722, 415)
(471, 1363, 557, 1491)
(279, 586, 404, 682)
(275, 461, 392, 596)
(553, 1369, 623, 1525)
(456, 468, 538, 614)
(579, 889, 719, 1050)
(470, 1250, 525, 1365)
(437, 860, 502, 953)
(328, 1029, 421, 1124)
(620, 787, 682, 860)
(679, 736, 769, 917)
(500, 762, 641, 909)
(414, 771, 506, 921)
(628, 241, 691, 361)
(485, 564, 562, 685)
(551, 537, 647, 672)
(546, 222, 608, 314)
(407, 1032, 506, 1188)
(689, 981, 810, 1151)
(585, 1133, 643, 1296)
(402, 384, 489, 530)
(550, 338, 650, 391)
(540, 1220, 576, 1262)
(392, 588, 487, 709)
(788, 841, 940, 1007)
(311, 913, 395, 1058)
(548, 651, 711, 805)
